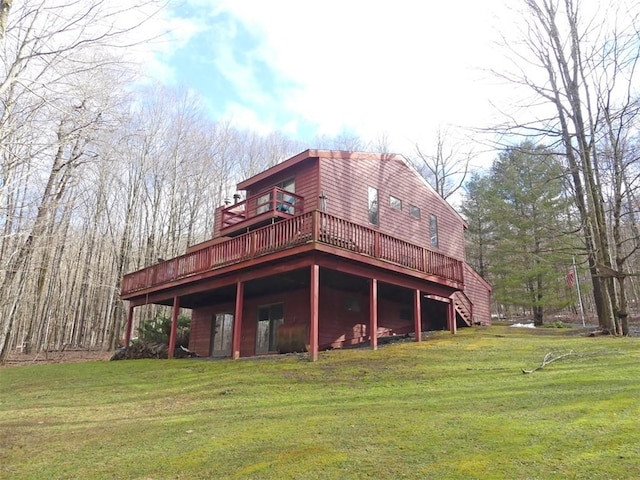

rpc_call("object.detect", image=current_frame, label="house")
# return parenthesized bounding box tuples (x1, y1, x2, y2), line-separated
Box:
(120, 149, 491, 360)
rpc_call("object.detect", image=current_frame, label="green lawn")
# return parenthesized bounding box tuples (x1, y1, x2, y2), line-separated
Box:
(1, 326, 639, 479)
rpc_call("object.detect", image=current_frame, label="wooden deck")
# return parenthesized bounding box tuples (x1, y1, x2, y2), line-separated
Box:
(121, 211, 464, 297)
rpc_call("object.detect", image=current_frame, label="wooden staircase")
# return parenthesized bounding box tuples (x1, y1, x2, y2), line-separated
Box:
(451, 290, 473, 326)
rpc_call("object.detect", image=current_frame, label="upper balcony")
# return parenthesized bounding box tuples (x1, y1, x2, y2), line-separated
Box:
(121, 211, 465, 299)
(220, 186, 304, 237)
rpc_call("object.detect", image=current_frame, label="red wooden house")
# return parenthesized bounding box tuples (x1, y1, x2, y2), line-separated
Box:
(120, 150, 491, 360)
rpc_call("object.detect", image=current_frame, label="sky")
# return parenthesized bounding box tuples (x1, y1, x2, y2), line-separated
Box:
(140, 0, 522, 161)
(142, 1, 530, 164)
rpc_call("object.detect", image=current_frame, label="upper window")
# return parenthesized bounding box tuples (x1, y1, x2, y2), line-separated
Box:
(430, 214, 439, 248)
(368, 186, 379, 225)
(409, 205, 420, 219)
(389, 195, 402, 211)
(278, 178, 295, 193)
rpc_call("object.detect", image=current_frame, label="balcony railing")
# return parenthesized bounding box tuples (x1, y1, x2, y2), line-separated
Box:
(221, 187, 304, 232)
(121, 211, 464, 296)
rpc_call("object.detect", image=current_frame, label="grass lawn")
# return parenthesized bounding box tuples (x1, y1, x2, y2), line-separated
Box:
(1, 325, 639, 479)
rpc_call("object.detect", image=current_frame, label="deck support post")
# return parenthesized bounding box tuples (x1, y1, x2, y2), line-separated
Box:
(448, 299, 457, 334)
(414, 289, 422, 342)
(168, 296, 180, 358)
(309, 264, 319, 361)
(370, 278, 378, 350)
(124, 305, 134, 347)
(232, 281, 244, 360)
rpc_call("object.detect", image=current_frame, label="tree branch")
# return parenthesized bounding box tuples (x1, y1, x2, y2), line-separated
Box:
(522, 350, 577, 374)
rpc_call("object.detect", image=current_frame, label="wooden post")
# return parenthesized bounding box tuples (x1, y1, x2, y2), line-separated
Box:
(232, 281, 244, 360)
(448, 299, 457, 334)
(168, 296, 180, 359)
(414, 289, 421, 342)
(124, 305, 134, 347)
(309, 264, 319, 361)
(370, 278, 378, 350)
(312, 209, 319, 241)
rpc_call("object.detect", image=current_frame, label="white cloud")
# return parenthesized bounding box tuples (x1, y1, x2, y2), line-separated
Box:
(198, 0, 511, 153)
(112, 0, 632, 168)
(156, 0, 632, 164)
(221, 102, 280, 136)
(130, 17, 207, 84)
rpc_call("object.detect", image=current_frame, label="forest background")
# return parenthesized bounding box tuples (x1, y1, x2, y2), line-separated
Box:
(1, 0, 639, 362)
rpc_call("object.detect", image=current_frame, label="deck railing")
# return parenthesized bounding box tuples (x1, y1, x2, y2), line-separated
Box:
(121, 211, 464, 295)
(221, 187, 304, 230)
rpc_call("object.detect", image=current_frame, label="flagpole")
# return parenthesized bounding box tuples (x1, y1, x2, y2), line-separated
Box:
(573, 256, 586, 327)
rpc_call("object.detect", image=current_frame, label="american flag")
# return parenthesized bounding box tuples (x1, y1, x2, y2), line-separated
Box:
(566, 269, 575, 287)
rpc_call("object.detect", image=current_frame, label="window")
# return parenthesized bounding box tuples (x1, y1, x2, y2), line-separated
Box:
(430, 214, 439, 248)
(409, 205, 420, 219)
(368, 186, 379, 225)
(389, 195, 402, 211)
(211, 313, 233, 356)
(280, 178, 295, 192)
(256, 303, 284, 354)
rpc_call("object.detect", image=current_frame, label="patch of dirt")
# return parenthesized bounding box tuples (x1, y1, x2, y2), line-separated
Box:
(3, 348, 113, 367)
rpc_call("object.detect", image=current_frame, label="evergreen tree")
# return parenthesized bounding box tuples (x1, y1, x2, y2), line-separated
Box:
(488, 142, 573, 325)
(462, 142, 582, 325)
(460, 173, 494, 279)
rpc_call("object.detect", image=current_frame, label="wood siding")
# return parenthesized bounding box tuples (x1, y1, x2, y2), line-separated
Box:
(318, 153, 466, 260)
(463, 263, 492, 325)
(212, 205, 224, 239)
(189, 283, 420, 357)
(245, 157, 318, 207)
(190, 306, 218, 355)
(318, 286, 414, 348)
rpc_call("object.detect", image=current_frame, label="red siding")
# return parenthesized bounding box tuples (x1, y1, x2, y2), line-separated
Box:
(463, 264, 492, 325)
(318, 153, 465, 260)
(318, 286, 413, 348)
(189, 307, 215, 356)
(189, 283, 417, 357)
(245, 158, 319, 212)
(210, 150, 465, 263)
(212, 205, 224, 238)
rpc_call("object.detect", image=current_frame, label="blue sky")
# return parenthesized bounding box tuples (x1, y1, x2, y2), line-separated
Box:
(147, 4, 640, 177)
(131, 0, 639, 163)
(142, 0, 520, 159)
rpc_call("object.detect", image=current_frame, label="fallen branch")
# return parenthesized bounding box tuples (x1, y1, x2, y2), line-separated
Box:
(522, 350, 576, 374)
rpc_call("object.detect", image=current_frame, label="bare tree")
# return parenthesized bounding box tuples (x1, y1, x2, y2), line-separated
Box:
(412, 126, 472, 200)
(0, 0, 11, 40)
(494, 0, 640, 332)
(0, 0, 165, 362)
